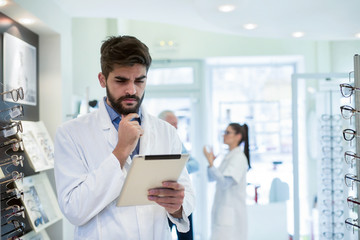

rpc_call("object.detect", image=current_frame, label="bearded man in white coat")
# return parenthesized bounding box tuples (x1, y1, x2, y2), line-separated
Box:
(54, 35, 195, 240)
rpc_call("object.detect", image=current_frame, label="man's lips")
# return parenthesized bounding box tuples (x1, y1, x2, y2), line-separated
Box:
(122, 98, 137, 104)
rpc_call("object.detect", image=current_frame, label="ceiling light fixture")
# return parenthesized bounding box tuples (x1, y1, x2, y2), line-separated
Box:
(292, 32, 305, 38)
(243, 23, 258, 30)
(0, 0, 7, 7)
(218, 4, 236, 12)
(18, 18, 35, 25)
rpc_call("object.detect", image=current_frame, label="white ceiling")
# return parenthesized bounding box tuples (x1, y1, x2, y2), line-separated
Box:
(50, 0, 360, 41)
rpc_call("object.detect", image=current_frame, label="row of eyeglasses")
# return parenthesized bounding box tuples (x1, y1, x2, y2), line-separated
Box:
(0, 87, 27, 240)
(318, 113, 345, 239)
(340, 76, 360, 234)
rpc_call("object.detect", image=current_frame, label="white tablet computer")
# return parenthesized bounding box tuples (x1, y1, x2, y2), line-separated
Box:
(116, 154, 189, 207)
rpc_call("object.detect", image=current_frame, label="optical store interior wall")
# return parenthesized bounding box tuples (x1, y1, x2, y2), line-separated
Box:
(2, 0, 360, 239)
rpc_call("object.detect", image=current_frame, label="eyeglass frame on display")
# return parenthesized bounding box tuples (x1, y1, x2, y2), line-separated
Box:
(0, 171, 24, 186)
(345, 217, 360, 233)
(321, 124, 342, 133)
(345, 173, 360, 190)
(322, 199, 345, 208)
(322, 146, 343, 156)
(322, 231, 344, 239)
(0, 121, 23, 138)
(321, 135, 342, 144)
(322, 188, 344, 198)
(1, 204, 22, 214)
(1, 187, 23, 202)
(344, 151, 360, 168)
(347, 196, 360, 211)
(0, 138, 25, 152)
(343, 128, 360, 141)
(321, 167, 342, 177)
(0, 155, 24, 168)
(340, 105, 360, 119)
(321, 114, 341, 122)
(0, 219, 25, 238)
(0, 87, 24, 102)
(340, 83, 360, 98)
(321, 209, 344, 217)
(321, 178, 343, 189)
(321, 221, 344, 230)
(0, 105, 24, 121)
(1, 206, 25, 222)
(322, 157, 342, 165)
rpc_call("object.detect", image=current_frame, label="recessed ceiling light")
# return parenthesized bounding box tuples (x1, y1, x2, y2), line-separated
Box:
(159, 40, 166, 46)
(355, 33, 360, 38)
(292, 32, 305, 38)
(218, 4, 236, 13)
(0, 0, 7, 7)
(243, 23, 258, 30)
(19, 18, 35, 25)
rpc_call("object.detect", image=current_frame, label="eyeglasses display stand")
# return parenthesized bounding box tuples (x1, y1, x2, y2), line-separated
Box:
(0, 87, 29, 240)
(292, 72, 350, 240)
(0, 87, 58, 239)
(355, 54, 360, 240)
(342, 54, 360, 238)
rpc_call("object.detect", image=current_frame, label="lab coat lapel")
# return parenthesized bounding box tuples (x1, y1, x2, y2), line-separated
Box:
(139, 107, 155, 154)
(97, 99, 118, 149)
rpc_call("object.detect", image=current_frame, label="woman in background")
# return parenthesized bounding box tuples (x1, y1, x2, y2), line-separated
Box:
(203, 123, 250, 240)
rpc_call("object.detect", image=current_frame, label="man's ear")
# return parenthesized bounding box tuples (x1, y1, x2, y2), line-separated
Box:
(98, 73, 106, 88)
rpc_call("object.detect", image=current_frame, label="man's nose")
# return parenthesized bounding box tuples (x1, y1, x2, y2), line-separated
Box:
(125, 82, 136, 95)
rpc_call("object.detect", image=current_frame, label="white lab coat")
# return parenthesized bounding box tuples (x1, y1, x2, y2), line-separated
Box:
(209, 146, 248, 240)
(54, 99, 195, 240)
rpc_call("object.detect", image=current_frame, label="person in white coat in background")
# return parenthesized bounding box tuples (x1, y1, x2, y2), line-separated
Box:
(54, 35, 195, 240)
(203, 123, 250, 240)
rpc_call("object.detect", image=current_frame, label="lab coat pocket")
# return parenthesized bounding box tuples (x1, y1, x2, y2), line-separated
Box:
(215, 206, 234, 226)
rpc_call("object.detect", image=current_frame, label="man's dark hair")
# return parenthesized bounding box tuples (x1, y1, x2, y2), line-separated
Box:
(100, 35, 152, 79)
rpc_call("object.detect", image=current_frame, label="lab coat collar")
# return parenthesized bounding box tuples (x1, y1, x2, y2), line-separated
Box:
(97, 99, 118, 148)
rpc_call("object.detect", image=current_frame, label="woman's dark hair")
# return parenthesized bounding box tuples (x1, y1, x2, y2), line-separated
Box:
(229, 123, 251, 169)
(100, 35, 152, 79)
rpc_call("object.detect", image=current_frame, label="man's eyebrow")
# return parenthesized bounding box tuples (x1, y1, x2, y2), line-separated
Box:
(114, 75, 146, 81)
(114, 76, 129, 81)
(135, 75, 147, 80)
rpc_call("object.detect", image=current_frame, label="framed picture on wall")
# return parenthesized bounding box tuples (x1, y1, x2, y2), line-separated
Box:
(3, 32, 37, 105)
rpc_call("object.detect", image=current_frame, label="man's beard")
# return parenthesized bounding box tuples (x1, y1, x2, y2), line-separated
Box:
(106, 87, 144, 115)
